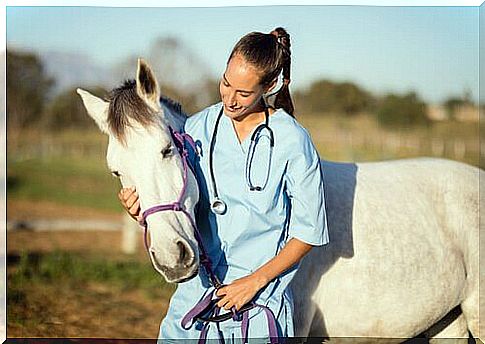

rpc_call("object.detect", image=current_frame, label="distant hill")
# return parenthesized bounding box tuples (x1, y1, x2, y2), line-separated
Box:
(39, 50, 116, 97)
(8, 37, 218, 108)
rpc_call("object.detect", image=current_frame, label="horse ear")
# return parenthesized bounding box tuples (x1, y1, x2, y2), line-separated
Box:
(77, 88, 110, 134)
(136, 58, 161, 109)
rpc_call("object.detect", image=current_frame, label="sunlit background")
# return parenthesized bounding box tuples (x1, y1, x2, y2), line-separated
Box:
(6, 4, 482, 338)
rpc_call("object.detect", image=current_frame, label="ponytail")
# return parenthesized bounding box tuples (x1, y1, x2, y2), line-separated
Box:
(270, 28, 294, 117)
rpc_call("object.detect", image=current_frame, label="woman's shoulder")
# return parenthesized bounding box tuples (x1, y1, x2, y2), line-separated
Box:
(273, 109, 321, 166)
(185, 102, 222, 134)
(272, 108, 313, 145)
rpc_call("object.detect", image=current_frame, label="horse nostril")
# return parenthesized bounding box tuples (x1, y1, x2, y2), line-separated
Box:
(177, 241, 186, 262)
(176, 240, 194, 267)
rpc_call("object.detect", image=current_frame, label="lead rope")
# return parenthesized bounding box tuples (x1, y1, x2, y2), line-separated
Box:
(140, 126, 279, 343)
(181, 287, 279, 344)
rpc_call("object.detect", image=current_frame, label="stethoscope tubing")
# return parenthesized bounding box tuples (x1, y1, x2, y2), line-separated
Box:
(209, 104, 274, 215)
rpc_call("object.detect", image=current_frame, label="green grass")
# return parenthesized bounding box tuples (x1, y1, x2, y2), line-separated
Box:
(8, 250, 175, 301)
(7, 156, 122, 212)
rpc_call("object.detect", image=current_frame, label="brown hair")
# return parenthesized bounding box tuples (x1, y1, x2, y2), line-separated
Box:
(228, 27, 295, 116)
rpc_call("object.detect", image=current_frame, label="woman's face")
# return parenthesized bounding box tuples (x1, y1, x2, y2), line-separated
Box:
(219, 54, 271, 121)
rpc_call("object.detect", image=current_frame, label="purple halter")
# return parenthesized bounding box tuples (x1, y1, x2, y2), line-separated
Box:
(138, 126, 279, 343)
(138, 126, 220, 287)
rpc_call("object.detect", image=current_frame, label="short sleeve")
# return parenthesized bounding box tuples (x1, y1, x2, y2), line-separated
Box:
(284, 128, 329, 246)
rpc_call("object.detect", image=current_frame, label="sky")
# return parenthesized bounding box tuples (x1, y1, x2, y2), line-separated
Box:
(5, 4, 480, 104)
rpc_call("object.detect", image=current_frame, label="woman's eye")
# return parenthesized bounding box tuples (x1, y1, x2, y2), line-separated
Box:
(240, 93, 250, 98)
(111, 171, 121, 178)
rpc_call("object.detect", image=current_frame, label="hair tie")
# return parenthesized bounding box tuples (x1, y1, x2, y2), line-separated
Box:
(270, 30, 287, 46)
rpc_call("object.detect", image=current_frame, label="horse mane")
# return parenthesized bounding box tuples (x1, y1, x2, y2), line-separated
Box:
(107, 79, 157, 142)
(160, 96, 186, 118)
(106, 80, 188, 143)
(159, 95, 188, 131)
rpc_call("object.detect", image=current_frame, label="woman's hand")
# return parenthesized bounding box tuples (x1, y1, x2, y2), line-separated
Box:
(215, 274, 268, 311)
(214, 238, 314, 312)
(118, 187, 141, 221)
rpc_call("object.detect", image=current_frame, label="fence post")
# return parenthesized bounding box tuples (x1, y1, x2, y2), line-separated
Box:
(453, 139, 466, 159)
(121, 213, 139, 254)
(431, 138, 444, 156)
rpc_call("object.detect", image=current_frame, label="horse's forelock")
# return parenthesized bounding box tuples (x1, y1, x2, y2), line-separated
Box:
(107, 79, 158, 142)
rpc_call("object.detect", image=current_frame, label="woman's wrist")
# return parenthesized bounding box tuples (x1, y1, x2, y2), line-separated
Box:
(251, 270, 271, 290)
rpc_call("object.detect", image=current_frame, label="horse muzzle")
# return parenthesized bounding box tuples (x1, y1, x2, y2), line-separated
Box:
(149, 239, 199, 283)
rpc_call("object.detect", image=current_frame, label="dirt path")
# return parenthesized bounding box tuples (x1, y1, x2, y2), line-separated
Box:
(8, 279, 169, 338)
(7, 199, 122, 222)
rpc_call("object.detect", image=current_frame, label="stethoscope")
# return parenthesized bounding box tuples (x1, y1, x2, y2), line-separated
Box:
(209, 103, 274, 215)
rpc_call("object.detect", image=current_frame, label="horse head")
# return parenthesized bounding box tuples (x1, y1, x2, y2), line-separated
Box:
(77, 59, 200, 283)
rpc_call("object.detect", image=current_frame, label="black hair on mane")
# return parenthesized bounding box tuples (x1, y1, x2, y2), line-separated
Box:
(160, 96, 186, 118)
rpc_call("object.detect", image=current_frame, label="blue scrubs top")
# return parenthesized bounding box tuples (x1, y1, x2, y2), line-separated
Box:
(159, 102, 329, 342)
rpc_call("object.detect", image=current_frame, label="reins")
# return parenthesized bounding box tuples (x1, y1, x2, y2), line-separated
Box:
(138, 126, 279, 343)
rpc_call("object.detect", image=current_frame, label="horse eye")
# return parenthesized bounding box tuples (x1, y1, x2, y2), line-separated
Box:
(111, 171, 121, 178)
(161, 146, 173, 158)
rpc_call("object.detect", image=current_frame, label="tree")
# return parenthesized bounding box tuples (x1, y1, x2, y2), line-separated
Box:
(443, 90, 475, 120)
(7, 50, 54, 129)
(376, 91, 429, 129)
(43, 86, 107, 130)
(295, 79, 373, 115)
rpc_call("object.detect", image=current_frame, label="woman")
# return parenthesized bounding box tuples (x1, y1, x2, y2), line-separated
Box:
(119, 27, 329, 342)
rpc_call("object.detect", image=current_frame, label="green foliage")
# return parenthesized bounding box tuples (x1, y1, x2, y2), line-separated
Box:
(376, 92, 430, 129)
(295, 79, 374, 115)
(7, 50, 54, 128)
(43, 86, 107, 131)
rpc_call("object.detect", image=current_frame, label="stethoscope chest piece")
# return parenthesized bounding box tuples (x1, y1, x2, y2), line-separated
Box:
(211, 198, 227, 215)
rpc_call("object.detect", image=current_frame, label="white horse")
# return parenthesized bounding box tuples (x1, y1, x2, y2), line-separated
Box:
(78, 59, 480, 343)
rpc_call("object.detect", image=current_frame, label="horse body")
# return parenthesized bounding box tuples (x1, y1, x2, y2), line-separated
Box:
(292, 158, 479, 340)
(78, 59, 480, 341)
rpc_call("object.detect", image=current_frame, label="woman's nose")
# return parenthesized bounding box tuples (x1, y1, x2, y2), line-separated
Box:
(227, 92, 237, 106)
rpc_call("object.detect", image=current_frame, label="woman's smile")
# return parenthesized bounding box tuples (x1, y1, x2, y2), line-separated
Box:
(225, 104, 242, 112)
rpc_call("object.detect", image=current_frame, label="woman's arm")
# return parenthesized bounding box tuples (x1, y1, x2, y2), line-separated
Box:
(215, 237, 313, 311)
